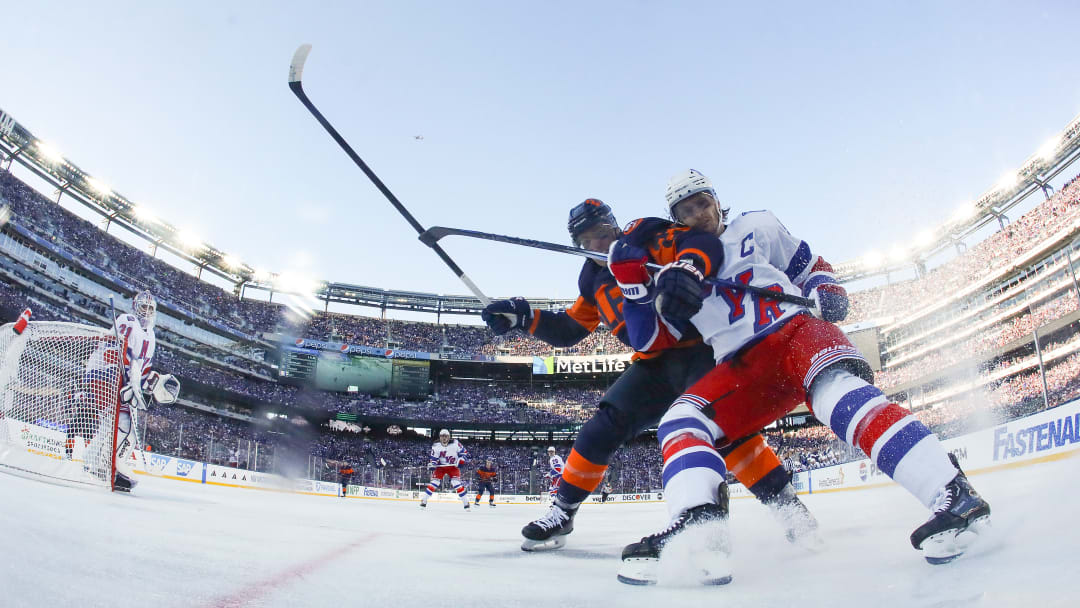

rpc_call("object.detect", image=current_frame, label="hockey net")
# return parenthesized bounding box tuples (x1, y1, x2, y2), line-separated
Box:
(0, 321, 121, 488)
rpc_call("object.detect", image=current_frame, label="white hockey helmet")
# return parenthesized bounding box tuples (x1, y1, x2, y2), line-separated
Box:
(439, 429, 451, 442)
(547, 446, 556, 454)
(133, 290, 157, 330)
(665, 169, 730, 224)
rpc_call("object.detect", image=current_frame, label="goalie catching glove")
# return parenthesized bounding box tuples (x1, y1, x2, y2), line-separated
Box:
(654, 260, 706, 322)
(481, 298, 532, 335)
(121, 371, 180, 408)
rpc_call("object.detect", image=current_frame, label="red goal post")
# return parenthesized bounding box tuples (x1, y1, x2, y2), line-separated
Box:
(0, 321, 122, 489)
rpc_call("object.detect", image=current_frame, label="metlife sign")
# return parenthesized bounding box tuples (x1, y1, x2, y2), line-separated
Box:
(534, 354, 631, 375)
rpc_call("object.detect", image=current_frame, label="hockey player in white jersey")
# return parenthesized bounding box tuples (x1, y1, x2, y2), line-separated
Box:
(545, 446, 564, 503)
(420, 429, 471, 509)
(85, 290, 178, 492)
(609, 169, 990, 584)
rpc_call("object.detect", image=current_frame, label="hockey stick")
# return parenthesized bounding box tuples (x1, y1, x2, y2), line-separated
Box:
(287, 44, 491, 306)
(420, 226, 816, 308)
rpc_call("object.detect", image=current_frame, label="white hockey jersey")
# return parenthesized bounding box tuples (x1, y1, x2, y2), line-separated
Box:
(689, 210, 830, 362)
(429, 439, 468, 467)
(548, 454, 564, 477)
(620, 211, 842, 365)
(89, 313, 156, 385)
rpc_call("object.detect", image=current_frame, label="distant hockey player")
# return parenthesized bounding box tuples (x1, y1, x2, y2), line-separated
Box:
(338, 462, 355, 498)
(601, 480, 613, 503)
(545, 446, 564, 502)
(475, 458, 498, 507)
(83, 290, 176, 492)
(420, 429, 471, 510)
(481, 198, 816, 552)
(610, 169, 991, 585)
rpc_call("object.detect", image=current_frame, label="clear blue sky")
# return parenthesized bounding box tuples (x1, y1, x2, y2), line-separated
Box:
(4, 1, 1080, 319)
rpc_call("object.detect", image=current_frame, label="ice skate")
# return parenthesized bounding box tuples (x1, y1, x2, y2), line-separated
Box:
(112, 472, 136, 493)
(464, 502, 471, 511)
(618, 484, 732, 586)
(764, 483, 823, 549)
(520, 503, 576, 551)
(489, 502, 496, 508)
(910, 454, 991, 564)
(419, 501, 427, 509)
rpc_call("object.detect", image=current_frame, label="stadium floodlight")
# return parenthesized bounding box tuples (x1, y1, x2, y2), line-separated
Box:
(862, 251, 885, 269)
(85, 177, 111, 197)
(914, 229, 934, 248)
(952, 202, 977, 224)
(175, 229, 203, 251)
(888, 246, 908, 264)
(996, 170, 1019, 192)
(222, 254, 242, 269)
(134, 205, 158, 224)
(253, 268, 271, 282)
(35, 141, 64, 163)
(276, 271, 318, 295)
(1036, 136, 1059, 162)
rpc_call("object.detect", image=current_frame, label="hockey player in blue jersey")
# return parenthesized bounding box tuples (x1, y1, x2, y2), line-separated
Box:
(609, 169, 991, 585)
(481, 198, 817, 551)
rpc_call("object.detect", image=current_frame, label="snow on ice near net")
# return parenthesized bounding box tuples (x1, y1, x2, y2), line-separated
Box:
(1, 454, 1077, 608)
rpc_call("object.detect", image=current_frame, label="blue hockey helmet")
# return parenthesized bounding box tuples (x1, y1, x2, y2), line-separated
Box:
(567, 198, 619, 248)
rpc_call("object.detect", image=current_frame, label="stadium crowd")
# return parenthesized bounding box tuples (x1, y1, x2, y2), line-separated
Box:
(4, 165, 1080, 493)
(847, 174, 1080, 325)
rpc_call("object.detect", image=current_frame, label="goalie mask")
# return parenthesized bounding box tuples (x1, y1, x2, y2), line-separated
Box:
(133, 290, 157, 330)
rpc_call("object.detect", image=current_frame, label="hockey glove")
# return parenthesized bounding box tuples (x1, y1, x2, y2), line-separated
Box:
(654, 260, 706, 321)
(119, 383, 146, 410)
(809, 284, 849, 323)
(481, 298, 532, 335)
(607, 240, 651, 300)
(141, 370, 161, 393)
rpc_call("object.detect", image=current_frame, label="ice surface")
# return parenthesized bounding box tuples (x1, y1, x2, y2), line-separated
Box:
(1, 454, 1077, 607)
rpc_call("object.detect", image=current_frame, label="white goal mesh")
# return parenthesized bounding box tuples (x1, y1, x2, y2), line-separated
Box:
(0, 321, 121, 488)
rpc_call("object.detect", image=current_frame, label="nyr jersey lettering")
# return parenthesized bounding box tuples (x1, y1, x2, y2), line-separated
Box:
(692, 211, 819, 362)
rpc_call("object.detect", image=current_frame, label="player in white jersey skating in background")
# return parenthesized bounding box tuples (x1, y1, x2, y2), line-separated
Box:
(420, 429, 471, 510)
(609, 170, 991, 585)
(544, 446, 564, 503)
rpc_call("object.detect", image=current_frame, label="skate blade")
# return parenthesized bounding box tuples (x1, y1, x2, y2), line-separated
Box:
(618, 557, 732, 586)
(617, 558, 658, 585)
(521, 536, 567, 552)
(922, 515, 991, 564)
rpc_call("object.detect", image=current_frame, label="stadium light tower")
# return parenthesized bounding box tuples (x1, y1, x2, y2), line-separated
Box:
(995, 170, 1019, 193)
(134, 205, 158, 225)
(176, 230, 203, 252)
(34, 141, 64, 164)
(85, 177, 110, 198)
(1036, 136, 1059, 162)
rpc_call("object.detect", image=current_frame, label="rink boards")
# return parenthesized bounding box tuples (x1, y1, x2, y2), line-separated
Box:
(118, 399, 1080, 501)
(5, 399, 1077, 501)
(800, 399, 1080, 495)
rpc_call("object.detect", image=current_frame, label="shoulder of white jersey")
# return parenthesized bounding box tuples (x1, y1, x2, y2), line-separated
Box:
(730, 209, 784, 231)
